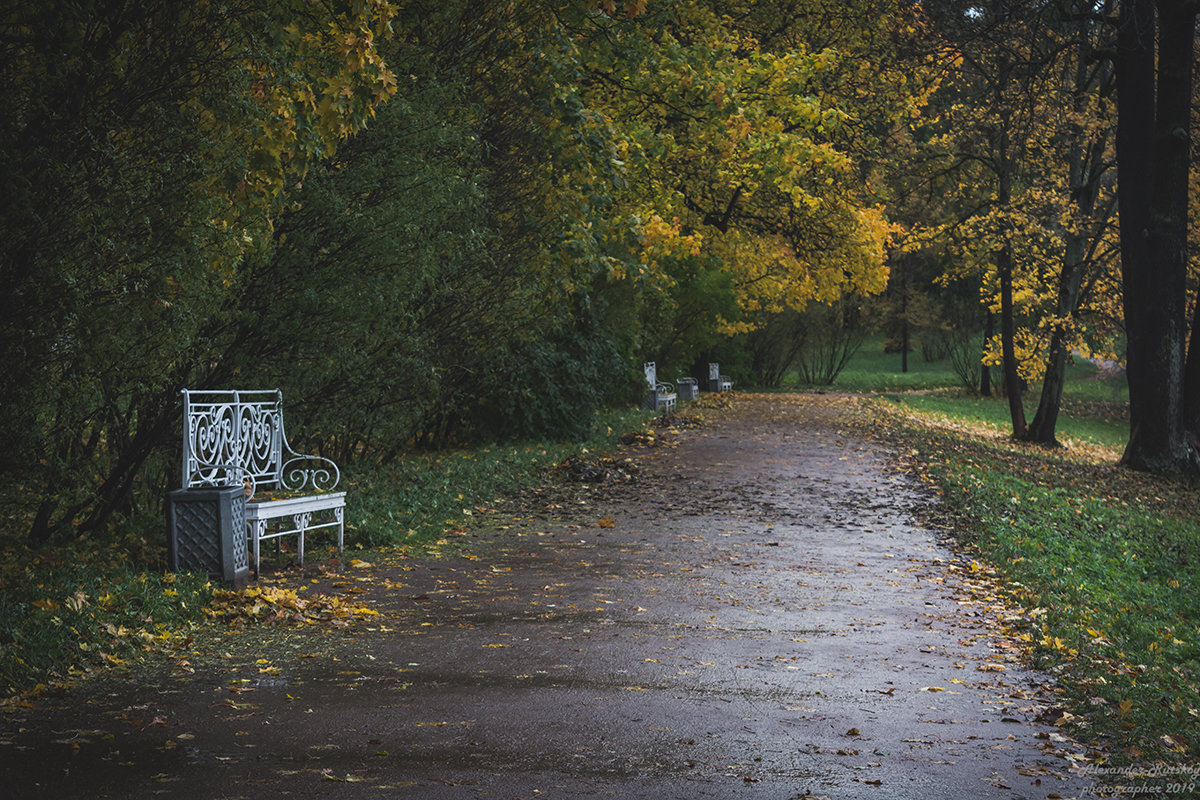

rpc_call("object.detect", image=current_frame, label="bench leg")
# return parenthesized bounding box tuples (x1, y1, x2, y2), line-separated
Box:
(294, 512, 312, 566)
(249, 519, 267, 578)
(334, 507, 344, 556)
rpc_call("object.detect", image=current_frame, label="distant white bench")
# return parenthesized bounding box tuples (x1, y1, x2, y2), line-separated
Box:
(676, 376, 700, 400)
(181, 389, 345, 576)
(708, 363, 732, 392)
(643, 362, 676, 413)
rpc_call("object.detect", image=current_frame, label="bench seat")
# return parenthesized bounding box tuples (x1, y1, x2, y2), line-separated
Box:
(246, 492, 346, 576)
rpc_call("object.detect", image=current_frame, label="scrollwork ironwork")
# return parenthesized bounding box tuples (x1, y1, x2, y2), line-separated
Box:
(281, 457, 340, 493)
(181, 389, 339, 495)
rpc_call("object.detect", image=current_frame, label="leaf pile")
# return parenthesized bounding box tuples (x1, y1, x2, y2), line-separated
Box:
(618, 430, 673, 447)
(556, 455, 641, 484)
(692, 391, 737, 411)
(205, 585, 379, 628)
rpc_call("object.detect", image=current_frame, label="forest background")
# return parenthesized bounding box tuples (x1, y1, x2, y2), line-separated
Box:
(2, 0, 1199, 548)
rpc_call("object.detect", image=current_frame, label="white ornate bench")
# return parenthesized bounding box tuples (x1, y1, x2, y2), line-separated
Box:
(708, 363, 733, 392)
(643, 362, 677, 413)
(676, 376, 699, 400)
(181, 389, 345, 576)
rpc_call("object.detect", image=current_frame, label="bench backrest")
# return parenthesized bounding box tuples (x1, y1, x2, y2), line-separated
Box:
(709, 363, 720, 381)
(181, 389, 341, 497)
(644, 361, 658, 388)
(182, 389, 286, 491)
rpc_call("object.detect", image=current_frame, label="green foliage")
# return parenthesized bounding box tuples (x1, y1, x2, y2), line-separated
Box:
(0, 0, 397, 541)
(471, 310, 628, 442)
(744, 298, 872, 388)
(791, 298, 873, 385)
(220, 58, 494, 455)
(638, 253, 743, 371)
(745, 310, 810, 388)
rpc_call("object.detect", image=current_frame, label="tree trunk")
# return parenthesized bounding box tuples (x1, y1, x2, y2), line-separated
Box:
(1185, 289, 1200, 436)
(994, 47, 1026, 437)
(980, 312, 994, 397)
(1029, 201, 1093, 442)
(1163, 1, 1200, 441)
(1115, 0, 1194, 472)
(998, 240, 1028, 437)
(899, 256, 909, 373)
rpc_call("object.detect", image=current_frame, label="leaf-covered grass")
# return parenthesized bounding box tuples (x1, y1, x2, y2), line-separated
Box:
(344, 407, 647, 550)
(0, 532, 212, 698)
(869, 396, 1199, 767)
(0, 407, 652, 700)
(881, 391, 1129, 450)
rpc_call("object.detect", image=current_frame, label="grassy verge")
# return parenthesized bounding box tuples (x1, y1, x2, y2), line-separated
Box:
(0, 406, 652, 700)
(821, 338, 961, 392)
(0, 536, 213, 699)
(880, 390, 1128, 451)
(344, 406, 649, 551)
(869, 396, 1199, 768)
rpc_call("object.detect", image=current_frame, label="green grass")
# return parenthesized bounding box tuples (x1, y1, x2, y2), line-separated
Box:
(782, 336, 1132, 408)
(933, 457, 1199, 766)
(825, 339, 962, 392)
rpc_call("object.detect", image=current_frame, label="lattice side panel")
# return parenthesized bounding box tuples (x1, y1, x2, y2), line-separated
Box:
(172, 500, 223, 574)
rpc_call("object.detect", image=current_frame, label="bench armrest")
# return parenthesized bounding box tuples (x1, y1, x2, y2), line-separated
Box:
(280, 454, 341, 493)
(655, 381, 676, 394)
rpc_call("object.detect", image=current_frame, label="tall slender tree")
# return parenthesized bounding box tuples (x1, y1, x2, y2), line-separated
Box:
(1025, 0, 1119, 445)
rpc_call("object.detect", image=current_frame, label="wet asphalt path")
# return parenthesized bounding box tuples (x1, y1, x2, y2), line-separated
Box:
(1, 394, 1096, 799)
